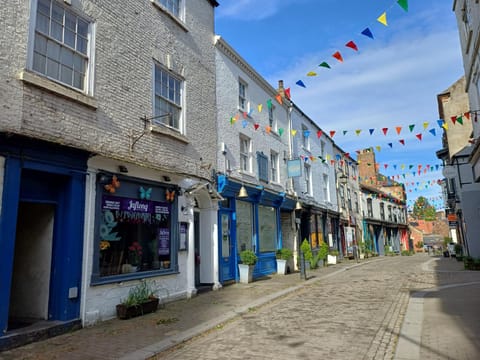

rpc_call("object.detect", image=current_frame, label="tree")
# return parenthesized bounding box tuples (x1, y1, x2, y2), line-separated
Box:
(412, 196, 436, 221)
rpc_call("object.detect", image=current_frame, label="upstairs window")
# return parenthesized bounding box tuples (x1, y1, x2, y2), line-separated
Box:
(158, 0, 181, 18)
(154, 65, 183, 131)
(302, 125, 310, 151)
(380, 202, 385, 220)
(304, 164, 311, 195)
(240, 135, 251, 172)
(270, 151, 279, 183)
(323, 174, 329, 202)
(257, 152, 269, 183)
(32, 0, 92, 92)
(367, 198, 373, 217)
(239, 80, 247, 112)
(268, 105, 276, 131)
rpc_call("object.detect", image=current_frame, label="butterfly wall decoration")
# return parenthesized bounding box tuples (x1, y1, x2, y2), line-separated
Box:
(139, 186, 152, 200)
(166, 189, 175, 202)
(104, 175, 121, 193)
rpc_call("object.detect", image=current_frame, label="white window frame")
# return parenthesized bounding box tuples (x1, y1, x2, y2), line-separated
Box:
(302, 125, 310, 151)
(153, 64, 184, 132)
(270, 151, 279, 183)
(240, 135, 252, 173)
(304, 164, 311, 195)
(268, 105, 277, 131)
(27, 0, 95, 95)
(239, 79, 248, 112)
(154, 0, 184, 21)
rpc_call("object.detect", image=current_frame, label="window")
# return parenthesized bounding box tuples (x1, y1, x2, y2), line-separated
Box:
(240, 135, 251, 172)
(270, 151, 279, 183)
(239, 79, 247, 111)
(302, 125, 310, 151)
(347, 188, 352, 211)
(355, 192, 359, 213)
(462, 1, 473, 51)
(304, 164, 311, 195)
(236, 201, 253, 253)
(157, 0, 181, 19)
(388, 205, 392, 221)
(257, 152, 268, 183)
(339, 185, 345, 209)
(323, 174, 329, 202)
(367, 198, 373, 217)
(154, 65, 183, 130)
(31, 0, 91, 92)
(258, 205, 277, 253)
(268, 105, 276, 131)
(320, 141, 326, 158)
(380, 202, 385, 220)
(393, 207, 398, 223)
(96, 175, 176, 280)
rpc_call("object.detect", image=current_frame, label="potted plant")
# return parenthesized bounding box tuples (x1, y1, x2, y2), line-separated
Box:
(300, 239, 313, 271)
(276, 248, 293, 275)
(327, 248, 339, 265)
(116, 279, 160, 320)
(238, 249, 257, 283)
(312, 242, 329, 268)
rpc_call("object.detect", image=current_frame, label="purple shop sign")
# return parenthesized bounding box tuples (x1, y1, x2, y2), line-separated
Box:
(102, 195, 170, 214)
(158, 228, 170, 256)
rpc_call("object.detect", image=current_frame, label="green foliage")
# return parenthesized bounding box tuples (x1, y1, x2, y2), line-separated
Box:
(240, 249, 257, 265)
(454, 244, 463, 256)
(318, 242, 329, 260)
(276, 248, 293, 260)
(329, 249, 340, 256)
(415, 241, 424, 249)
(412, 196, 436, 221)
(443, 237, 452, 248)
(401, 250, 414, 256)
(300, 239, 313, 262)
(121, 279, 157, 306)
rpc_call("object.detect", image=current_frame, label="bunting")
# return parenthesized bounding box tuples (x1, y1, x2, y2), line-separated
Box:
(377, 12, 388, 26)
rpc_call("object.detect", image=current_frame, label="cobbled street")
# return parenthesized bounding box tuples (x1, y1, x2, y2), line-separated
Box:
(154, 256, 474, 360)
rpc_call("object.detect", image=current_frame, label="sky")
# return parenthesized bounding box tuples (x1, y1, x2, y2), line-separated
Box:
(215, 0, 466, 210)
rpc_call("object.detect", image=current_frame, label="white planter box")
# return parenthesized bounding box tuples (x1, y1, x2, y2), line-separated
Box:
(238, 264, 254, 283)
(276, 259, 287, 275)
(327, 255, 337, 265)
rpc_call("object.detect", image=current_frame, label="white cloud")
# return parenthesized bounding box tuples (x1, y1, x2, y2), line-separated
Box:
(216, 0, 300, 21)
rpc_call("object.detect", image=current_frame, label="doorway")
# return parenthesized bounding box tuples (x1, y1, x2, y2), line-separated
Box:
(8, 202, 55, 330)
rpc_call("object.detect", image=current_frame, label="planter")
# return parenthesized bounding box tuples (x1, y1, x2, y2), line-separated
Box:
(238, 263, 254, 283)
(327, 255, 337, 265)
(116, 298, 159, 320)
(276, 259, 287, 275)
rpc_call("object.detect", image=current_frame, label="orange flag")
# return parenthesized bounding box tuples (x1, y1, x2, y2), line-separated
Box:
(395, 126, 402, 135)
(332, 51, 343, 62)
(275, 94, 283, 104)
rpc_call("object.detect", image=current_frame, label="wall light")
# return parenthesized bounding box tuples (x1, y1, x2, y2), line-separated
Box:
(237, 185, 248, 198)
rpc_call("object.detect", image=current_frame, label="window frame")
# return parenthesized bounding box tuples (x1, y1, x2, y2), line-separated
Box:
(238, 79, 248, 112)
(268, 104, 277, 131)
(270, 151, 279, 183)
(28, 0, 95, 94)
(322, 174, 329, 202)
(367, 198, 373, 218)
(380, 202, 385, 221)
(155, 0, 184, 21)
(153, 63, 184, 133)
(240, 135, 252, 173)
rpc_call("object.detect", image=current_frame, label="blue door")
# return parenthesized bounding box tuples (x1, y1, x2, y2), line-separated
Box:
(219, 210, 236, 283)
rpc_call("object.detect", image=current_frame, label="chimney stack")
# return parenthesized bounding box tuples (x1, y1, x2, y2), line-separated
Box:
(277, 80, 285, 98)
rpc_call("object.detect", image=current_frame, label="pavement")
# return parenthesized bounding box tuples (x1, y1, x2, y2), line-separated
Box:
(1, 255, 479, 360)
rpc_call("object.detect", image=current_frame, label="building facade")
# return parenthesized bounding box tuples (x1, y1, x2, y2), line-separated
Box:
(0, 0, 219, 339)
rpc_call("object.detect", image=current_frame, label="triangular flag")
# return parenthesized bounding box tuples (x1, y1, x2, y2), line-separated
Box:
(284, 88, 291, 99)
(307, 71, 317, 77)
(332, 51, 343, 62)
(345, 41, 358, 51)
(369, 128, 375, 135)
(382, 128, 388, 135)
(243, 111, 247, 119)
(265, 126, 271, 134)
(409, 124, 415, 132)
(416, 133, 422, 141)
(451, 116, 457, 124)
(399, 139, 405, 145)
(442, 122, 449, 130)
(397, 0, 409, 12)
(317, 130, 322, 138)
(457, 116, 463, 125)
(423, 122, 429, 130)
(355, 129, 362, 136)
(296, 80, 306, 88)
(377, 12, 388, 26)
(388, 143, 393, 148)
(291, 129, 297, 136)
(278, 128, 284, 136)
(395, 126, 402, 135)
(329, 130, 336, 138)
(464, 112, 470, 120)
(343, 130, 348, 136)
(275, 94, 283, 104)
(254, 123, 260, 130)
(230, 117, 236, 125)
(319, 62, 331, 69)
(384, 164, 388, 169)
(429, 129, 436, 136)
(242, 120, 248, 128)
(361, 28, 374, 39)
(376, 146, 381, 152)
(258, 104, 263, 113)
(437, 119, 444, 128)
(409, 165, 414, 169)
(304, 130, 310, 138)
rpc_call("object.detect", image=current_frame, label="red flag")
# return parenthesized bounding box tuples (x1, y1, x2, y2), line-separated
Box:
(243, 112, 248, 119)
(384, 164, 388, 169)
(345, 41, 358, 51)
(399, 139, 405, 145)
(416, 133, 422, 141)
(330, 130, 336, 138)
(254, 123, 260, 130)
(451, 116, 457, 124)
(382, 128, 388, 135)
(464, 112, 470, 120)
(317, 130, 322, 138)
(284, 88, 291, 99)
(332, 51, 343, 62)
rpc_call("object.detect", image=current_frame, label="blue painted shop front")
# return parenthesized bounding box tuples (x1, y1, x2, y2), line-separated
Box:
(216, 175, 295, 284)
(0, 135, 89, 336)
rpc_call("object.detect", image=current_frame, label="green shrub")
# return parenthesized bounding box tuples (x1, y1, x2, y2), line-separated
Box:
(276, 248, 293, 260)
(240, 249, 257, 265)
(300, 239, 313, 263)
(121, 279, 158, 306)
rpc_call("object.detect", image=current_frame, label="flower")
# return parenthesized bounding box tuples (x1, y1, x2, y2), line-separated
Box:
(128, 241, 143, 265)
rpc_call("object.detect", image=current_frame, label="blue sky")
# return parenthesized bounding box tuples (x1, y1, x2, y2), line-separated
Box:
(215, 0, 465, 210)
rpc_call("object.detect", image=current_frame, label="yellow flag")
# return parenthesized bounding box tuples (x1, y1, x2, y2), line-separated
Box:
(423, 122, 429, 130)
(326, 154, 331, 161)
(291, 129, 297, 136)
(307, 71, 317, 76)
(258, 104, 263, 113)
(355, 129, 362, 136)
(377, 12, 388, 26)
(376, 145, 381, 152)
(442, 123, 449, 130)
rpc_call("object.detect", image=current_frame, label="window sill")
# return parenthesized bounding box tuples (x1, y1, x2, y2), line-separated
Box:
(18, 70, 97, 109)
(91, 268, 179, 286)
(151, 0, 188, 32)
(150, 124, 190, 144)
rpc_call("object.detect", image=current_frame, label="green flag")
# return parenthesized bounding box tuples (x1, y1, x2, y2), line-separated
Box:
(397, 0, 408, 12)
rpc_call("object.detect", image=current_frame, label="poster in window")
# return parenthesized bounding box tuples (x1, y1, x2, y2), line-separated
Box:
(158, 228, 170, 256)
(179, 223, 188, 251)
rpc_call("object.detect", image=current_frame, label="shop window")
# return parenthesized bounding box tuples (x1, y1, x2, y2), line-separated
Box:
(94, 174, 177, 282)
(258, 205, 276, 253)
